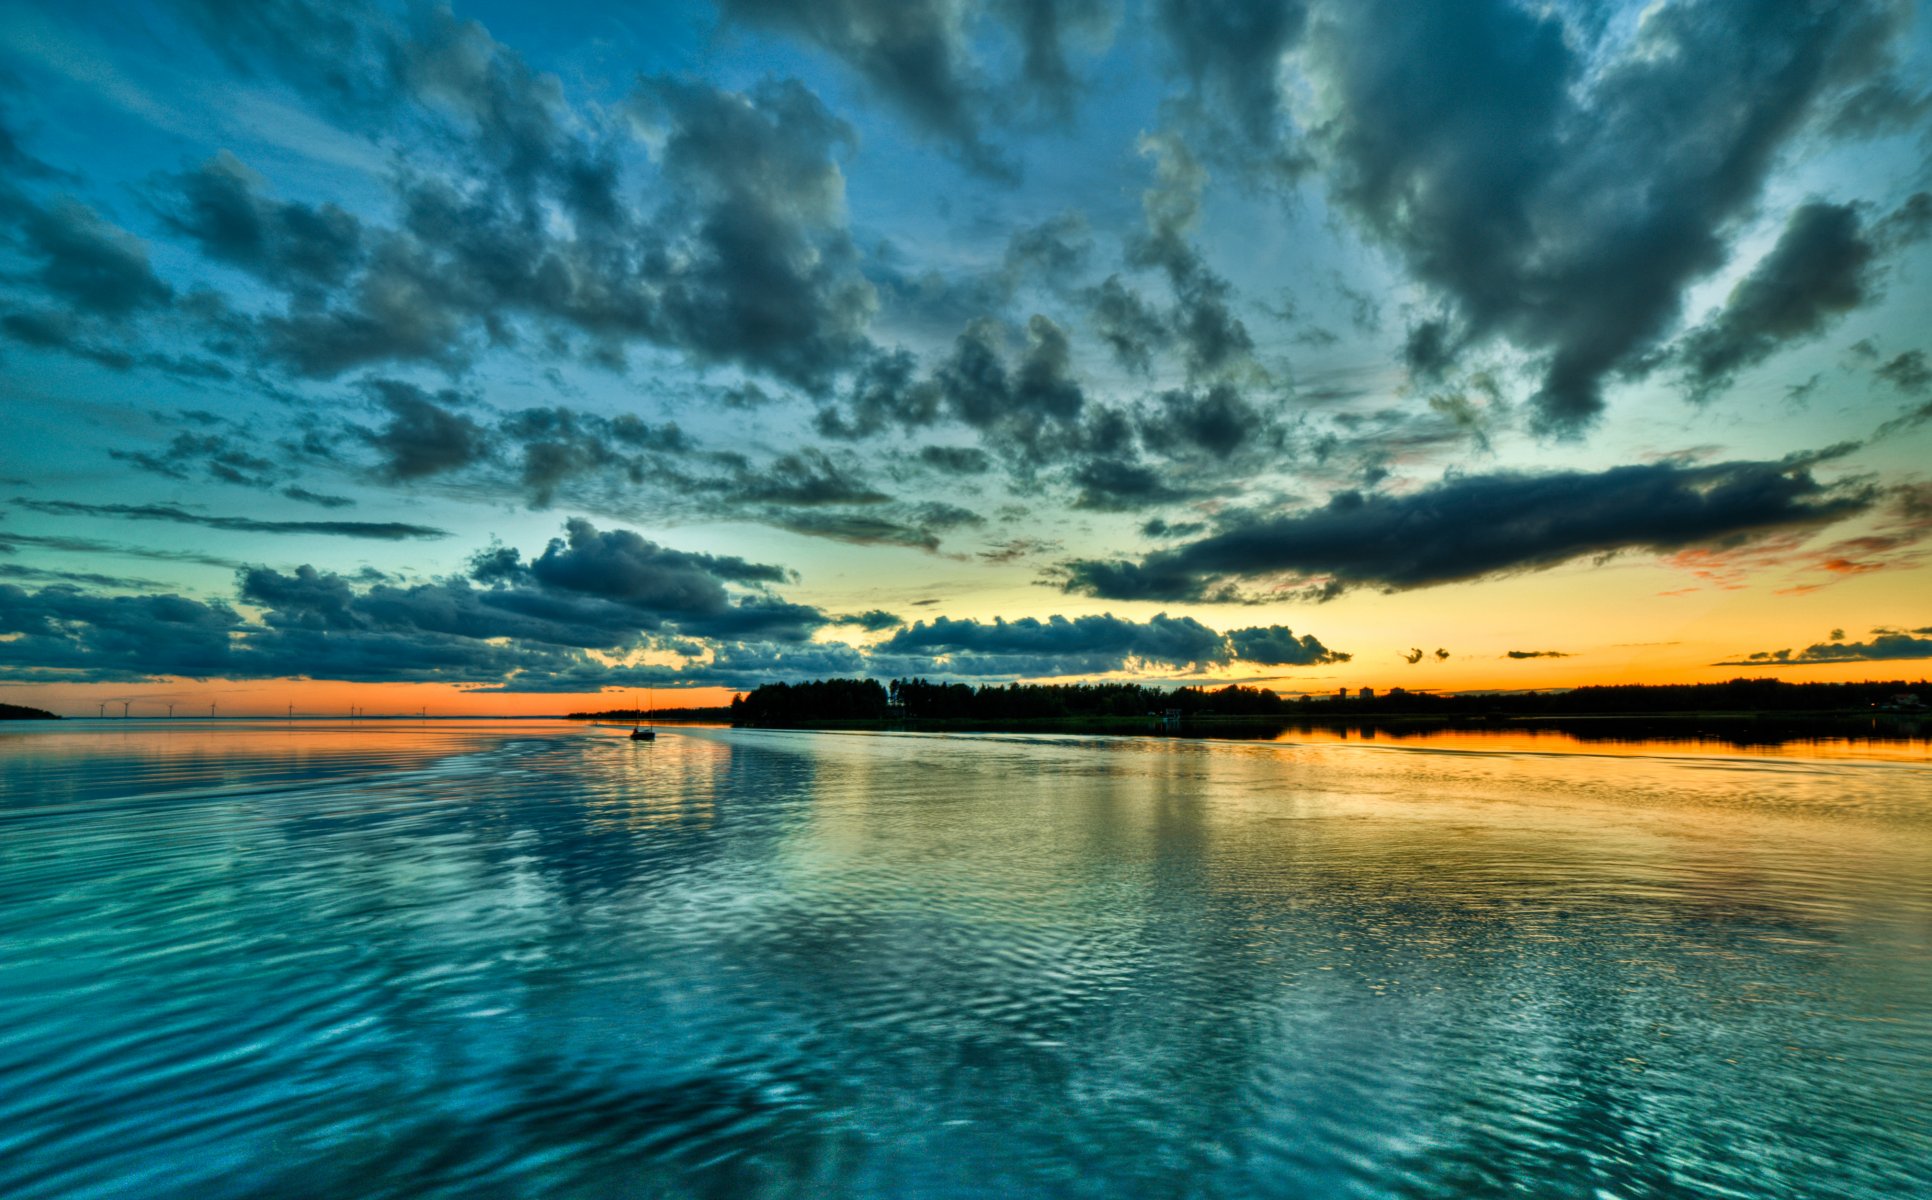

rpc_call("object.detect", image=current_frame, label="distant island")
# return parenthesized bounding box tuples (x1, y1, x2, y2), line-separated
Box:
(565, 703, 734, 723)
(0, 703, 60, 720)
(565, 677, 1928, 745)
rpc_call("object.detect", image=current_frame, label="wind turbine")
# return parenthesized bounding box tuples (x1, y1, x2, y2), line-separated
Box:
(122, 701, 130, 719)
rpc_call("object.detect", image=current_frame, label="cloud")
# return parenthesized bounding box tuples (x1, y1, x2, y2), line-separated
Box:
(1084, 275, 1169, 374)
(1714, 627, 1932, 666)
(111, 430, 280, 489)
(1126, 132, 1254, 382)
(1674, 201, 1883, 399)
(715, 0, 1114, 176)
(151, 151, 364, 296)
(358, 381, 492, 480)
(1225, 624, 1349, 666)
(1876, 350, 1930, 394)
(1138, 384, 1266, 460)
(914, 444, 993, 475)
(0, 530, 247, 570)
(144, 8, 881, 391)
(1296, 0, 1914, 431)
(0, 583, 245, 681)
(0, 193, 172, 319)
(877, 612, 1350, 676)
(1060, 455, 1874, 602)
(0, 519, 1350, 688)
(1505, 649, 1570, 659)
(629, 76, 877, 390)
(0, 517, 828, 684)
(12, 498, 448, 540)
(728, 449, 890, 507)
(1154, 0, 1307, 157)
(833, 609, 903, 632)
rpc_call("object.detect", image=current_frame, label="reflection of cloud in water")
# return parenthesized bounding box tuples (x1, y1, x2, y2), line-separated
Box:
(1, 722, 1927, 1197)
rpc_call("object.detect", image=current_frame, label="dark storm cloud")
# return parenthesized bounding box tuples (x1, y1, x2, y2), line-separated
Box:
(340, 380, 694, 507)
(881, 612, 1227, 674)
(878, 612, 1351, 676)
(1675, 197, 1931, 399)
(0, 583, 245, 681)
(500, 406, 690, 506)
(360, 380, 491, 480)
(151, 152, 364, 296)
(716, 0, 1113, 176)
(1061, 455, 1874, 602)
(0, 513, 933, 684)
(833, 609, 903, 632)
(0, 507, 1360, 685)
(1299, 0, 1914, 431)
(1069, 456, 1203, 511)
(1138, 384, 1264, 459)
(523, 516, 792, 594)
(1715, 628, 1932, 666)
(13, 498, 448, 540)
(631, 76, 877, 390)
(822, 314, 1092, 464)
(1154, 0, 1307, 156)
(1224, 624, 1348, 666)
(814, 348, 936, 439)
(0, 193, 172, 319)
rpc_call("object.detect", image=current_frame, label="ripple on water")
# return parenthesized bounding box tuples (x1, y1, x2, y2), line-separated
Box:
(0, 721, 1928, 1199)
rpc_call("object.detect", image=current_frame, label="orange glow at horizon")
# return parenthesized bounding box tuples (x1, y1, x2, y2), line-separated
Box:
(5, 656, 1928, 720)
(0, 679, 742, 719)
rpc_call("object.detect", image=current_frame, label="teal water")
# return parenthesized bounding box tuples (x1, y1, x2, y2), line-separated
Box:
(1, 720, 1928, 1198)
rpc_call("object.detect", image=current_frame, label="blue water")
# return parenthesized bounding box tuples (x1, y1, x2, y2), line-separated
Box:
(1, 720, 1928, 1198)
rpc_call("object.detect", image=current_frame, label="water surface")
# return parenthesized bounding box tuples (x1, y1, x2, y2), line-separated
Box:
(2, 720, 1928, 1198)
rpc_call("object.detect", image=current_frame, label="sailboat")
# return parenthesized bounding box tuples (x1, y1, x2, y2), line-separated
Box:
(630, 688, 655, 741)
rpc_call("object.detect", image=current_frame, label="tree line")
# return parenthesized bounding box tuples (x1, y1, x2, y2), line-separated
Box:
(720, 675, 1928, 725)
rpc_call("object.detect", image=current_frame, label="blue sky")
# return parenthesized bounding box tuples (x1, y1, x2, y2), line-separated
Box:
(3, 0, 1931, 710)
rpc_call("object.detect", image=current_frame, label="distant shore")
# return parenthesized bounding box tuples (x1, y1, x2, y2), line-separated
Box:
(566, 708, 1927, 748)
(0, 703, 59, 721)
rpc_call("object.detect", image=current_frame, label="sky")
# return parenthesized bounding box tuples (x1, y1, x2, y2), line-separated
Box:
(2, 0, 1931, 716)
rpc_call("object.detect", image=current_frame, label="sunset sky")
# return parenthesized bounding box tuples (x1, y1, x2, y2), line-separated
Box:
(4, 0, 1931, 715)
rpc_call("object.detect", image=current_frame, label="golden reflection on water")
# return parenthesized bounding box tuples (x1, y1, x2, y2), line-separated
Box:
(1264, 721, 1931, 763)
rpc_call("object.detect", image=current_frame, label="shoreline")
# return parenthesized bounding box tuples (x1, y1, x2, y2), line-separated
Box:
(569, 710, 1930, 747)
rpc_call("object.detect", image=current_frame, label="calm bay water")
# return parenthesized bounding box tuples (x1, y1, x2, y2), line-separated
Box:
(1, 720, 1928, 1198)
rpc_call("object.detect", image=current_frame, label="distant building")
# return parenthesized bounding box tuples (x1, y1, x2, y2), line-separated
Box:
(1359, 687, 1375, 701)
(1337, 687, 1348, 700)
